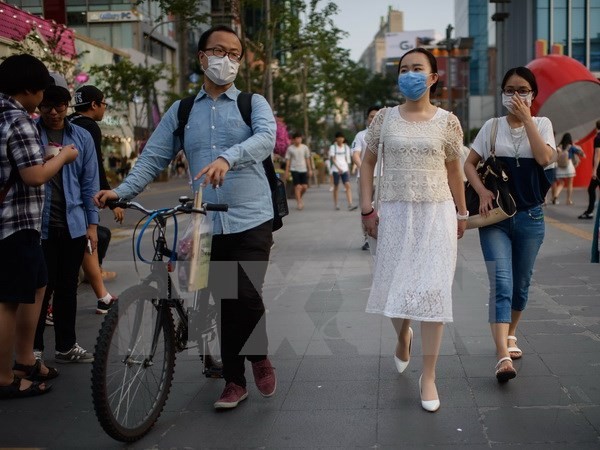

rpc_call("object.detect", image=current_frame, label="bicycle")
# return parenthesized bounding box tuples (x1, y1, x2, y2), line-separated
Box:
(91, 196, 228, 442)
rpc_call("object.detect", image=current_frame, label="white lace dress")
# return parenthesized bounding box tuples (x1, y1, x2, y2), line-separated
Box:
(364, 107, 463, 322)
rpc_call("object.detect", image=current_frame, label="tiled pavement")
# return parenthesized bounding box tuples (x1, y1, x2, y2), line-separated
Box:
(1, 179, 599, 449)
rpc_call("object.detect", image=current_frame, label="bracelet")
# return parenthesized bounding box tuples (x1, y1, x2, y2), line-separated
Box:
(456, 211, 469, 221)
(361, 208, 375, 216)
(361, 209, 377, 220)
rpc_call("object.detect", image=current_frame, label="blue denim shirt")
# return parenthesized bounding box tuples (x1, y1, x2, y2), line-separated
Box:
(113, 85, 276, 234)
(37, 119, 99, 239)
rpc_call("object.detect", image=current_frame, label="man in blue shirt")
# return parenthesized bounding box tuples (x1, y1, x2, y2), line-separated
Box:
(33, 73, 99, 364)
(95, 25, 277, 410)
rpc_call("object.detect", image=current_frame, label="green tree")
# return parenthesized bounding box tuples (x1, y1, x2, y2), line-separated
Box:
(135, 0, 209, 25)
(89, 59, 169, 132)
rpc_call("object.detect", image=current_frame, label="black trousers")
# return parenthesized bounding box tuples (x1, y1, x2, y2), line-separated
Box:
(97, 225, 111, 266)
(584, 174, 600, 215)
(209, 220, 272, 387)
(35, 228, 86, 352)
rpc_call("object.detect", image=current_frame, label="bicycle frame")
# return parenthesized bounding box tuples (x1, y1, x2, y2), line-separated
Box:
(119, 197, 224, 372)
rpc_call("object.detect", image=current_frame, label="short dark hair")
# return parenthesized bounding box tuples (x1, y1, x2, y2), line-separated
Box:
(197, 25, 244, 57)
(0, 54, 51, 95)
(501, 67, 538, 98)
(292, 132, 302, 139)
(397, 48, 439, 94)
(335, 131, 344, 139)
(366, 106, 380, 116)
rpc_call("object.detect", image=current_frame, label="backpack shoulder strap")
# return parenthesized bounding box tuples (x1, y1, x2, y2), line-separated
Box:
(236, 92, 254, 129)
(173, 96, 196, 148)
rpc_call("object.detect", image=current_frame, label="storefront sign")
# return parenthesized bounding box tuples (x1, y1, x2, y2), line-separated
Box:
(87, 11, 142, 23)
(385, 30, 435, 59)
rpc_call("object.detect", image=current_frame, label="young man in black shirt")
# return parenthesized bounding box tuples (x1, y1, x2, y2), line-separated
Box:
(68, 86, 122, 313)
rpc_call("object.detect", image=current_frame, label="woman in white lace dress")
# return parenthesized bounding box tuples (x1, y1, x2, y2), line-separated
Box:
(360, 48, 467, 412)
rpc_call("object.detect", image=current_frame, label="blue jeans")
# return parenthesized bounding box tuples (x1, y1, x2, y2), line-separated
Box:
(479, 205, 545, 323)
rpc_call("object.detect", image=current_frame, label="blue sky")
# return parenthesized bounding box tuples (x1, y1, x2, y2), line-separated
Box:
(335, 0, 455, 61)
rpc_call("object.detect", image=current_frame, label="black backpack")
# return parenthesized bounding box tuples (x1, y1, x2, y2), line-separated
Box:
(174, 92, 288, 231)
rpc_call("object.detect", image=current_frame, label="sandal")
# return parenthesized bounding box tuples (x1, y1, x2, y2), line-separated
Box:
(495, 356, 516, 383)
(0, 375, 52, 399)
(13, 359, 59, 382)
(507, 336, 522, 360)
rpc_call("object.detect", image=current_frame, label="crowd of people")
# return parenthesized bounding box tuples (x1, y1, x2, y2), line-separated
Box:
(1, 28, 598, 417)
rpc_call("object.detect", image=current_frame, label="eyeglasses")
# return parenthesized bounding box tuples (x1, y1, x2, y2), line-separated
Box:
(99, 101, 109, 109)
(503, 88, 533, 97)
(203, 47, 242, 62)
(39, 103, 68, 113)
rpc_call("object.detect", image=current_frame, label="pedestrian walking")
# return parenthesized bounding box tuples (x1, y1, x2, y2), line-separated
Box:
(552, 132, 585, 205)
(360, 48, 467, 412)
(329, 132, 357, 211)
(578, 120, 600, 219)
(0, 55, 78, 398)
(352, 106, 380, 250)
(68, 85, 121, 314)
(33, 73, 99, 364)
(284, 133, 312, 210)
(95, 25, 277, 410)
(464, 66, 556, 383)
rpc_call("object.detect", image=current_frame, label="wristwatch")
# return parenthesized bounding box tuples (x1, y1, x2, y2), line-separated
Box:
(457, 211, 469, 221)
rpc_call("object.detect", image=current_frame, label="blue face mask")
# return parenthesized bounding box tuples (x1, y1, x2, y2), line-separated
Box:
(397, 71, 430, 101)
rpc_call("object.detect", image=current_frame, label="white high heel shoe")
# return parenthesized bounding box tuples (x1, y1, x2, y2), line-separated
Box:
(419, 375, 440, 412)
(394, 327, 413, 373)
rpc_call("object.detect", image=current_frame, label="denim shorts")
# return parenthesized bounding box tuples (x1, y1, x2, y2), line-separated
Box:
(478, 205, 545, 323)
(333, 171, 349, 185)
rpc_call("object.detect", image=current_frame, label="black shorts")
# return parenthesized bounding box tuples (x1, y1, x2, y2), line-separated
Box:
(291, 171, 308, 186)
(0, 229, 47, 303)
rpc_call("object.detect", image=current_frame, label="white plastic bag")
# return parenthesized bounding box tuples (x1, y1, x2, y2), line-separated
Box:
(177, 192, 213, 292)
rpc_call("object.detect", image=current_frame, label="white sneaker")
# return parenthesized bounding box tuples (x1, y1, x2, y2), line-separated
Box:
(55, 343, 94, 363)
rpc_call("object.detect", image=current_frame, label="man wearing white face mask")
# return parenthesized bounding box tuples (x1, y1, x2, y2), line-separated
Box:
(94, 25, 278, 410)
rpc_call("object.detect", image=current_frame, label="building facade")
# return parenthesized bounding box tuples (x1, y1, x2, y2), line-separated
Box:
(359, 7, 404, 74)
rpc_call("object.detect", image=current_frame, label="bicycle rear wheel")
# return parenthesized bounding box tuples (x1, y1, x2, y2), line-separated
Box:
(91, 285, 176, 442)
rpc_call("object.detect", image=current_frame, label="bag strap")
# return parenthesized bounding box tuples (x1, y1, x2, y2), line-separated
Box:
(490, 117, 499, 157)
(236, 92, 253, 129)
(235, 92, 277, 190)
(173, 95, 195, 149)
(374, 107, 392, 212)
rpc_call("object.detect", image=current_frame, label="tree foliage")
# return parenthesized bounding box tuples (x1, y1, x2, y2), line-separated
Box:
(5, 27, 88, 84)
(89, 59, 169, 129)
(235, 0, 397, 146)
(135, 0, 210, 26)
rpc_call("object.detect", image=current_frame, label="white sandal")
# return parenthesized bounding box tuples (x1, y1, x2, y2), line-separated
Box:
(495, 356, 516, 383)
(507, 336, 522, 360)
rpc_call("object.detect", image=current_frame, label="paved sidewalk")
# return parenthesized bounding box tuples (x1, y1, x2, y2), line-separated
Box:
(0, 181, 599, 449)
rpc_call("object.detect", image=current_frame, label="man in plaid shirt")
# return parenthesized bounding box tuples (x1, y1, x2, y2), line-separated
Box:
(0, 55, 77, 399)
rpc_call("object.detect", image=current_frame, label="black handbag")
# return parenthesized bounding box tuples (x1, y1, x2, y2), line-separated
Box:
(262, 156, 289, 231)
(465, 118, 517, 229)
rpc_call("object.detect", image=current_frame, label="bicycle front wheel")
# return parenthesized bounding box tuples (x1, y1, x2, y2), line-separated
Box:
(91, 285, 176, 442)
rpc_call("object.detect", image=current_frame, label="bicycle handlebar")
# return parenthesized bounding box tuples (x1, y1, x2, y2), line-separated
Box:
(106, 198, 228, 216)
